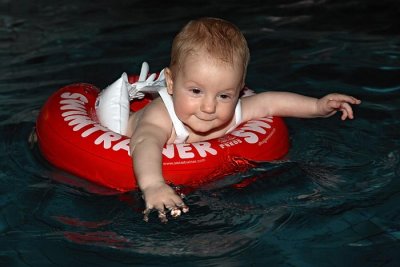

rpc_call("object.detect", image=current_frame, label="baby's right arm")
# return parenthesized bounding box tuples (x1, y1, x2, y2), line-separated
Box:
(129, 101, 188, 223)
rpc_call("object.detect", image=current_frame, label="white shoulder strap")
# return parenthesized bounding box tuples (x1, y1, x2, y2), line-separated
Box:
(226, 99, 242, 133)
(234, 99, 242, 125)
(158, 87, 189, 144)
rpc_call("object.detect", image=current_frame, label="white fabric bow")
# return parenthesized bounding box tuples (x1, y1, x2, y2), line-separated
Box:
(128, 62, 166, 100)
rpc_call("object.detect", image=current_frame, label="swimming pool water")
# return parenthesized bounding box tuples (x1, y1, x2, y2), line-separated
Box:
(1, 0, 399, 266)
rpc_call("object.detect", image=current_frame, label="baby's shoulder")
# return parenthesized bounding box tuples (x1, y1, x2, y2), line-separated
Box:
(240, 94, 262, 121)
(140, 98, 170, 121)
(240, 92, 273, 121)
(128, 97, 174, 139)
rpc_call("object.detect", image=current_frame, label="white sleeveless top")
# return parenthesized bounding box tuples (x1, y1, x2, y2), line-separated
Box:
(158, 87, 242, 144)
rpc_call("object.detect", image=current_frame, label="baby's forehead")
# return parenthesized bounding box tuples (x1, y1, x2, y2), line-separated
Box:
(176, 56, 244, 91)
(181, 50, 242, 70)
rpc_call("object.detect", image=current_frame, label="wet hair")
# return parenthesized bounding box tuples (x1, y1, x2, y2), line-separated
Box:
(169, 17, 250, 82)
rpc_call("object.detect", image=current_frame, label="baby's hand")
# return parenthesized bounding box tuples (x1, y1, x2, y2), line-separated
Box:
(141, 182, 189, 223)
(317, 93, 361, 120)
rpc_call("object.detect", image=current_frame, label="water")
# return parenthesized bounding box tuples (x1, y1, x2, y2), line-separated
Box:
(1, 0, 400, 266)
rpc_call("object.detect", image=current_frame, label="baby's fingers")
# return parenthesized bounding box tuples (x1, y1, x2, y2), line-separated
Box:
(143, 202, 188, 223)
(143, 208, 152, 222)
(328, 94, 361, 104)
(143, 208, 169, 223)
(155, 203, 189, 223)
(158, 210, 168, 223)
(142, 200, 167, 222)
(340, 102, 354, 120)
(339, 95, 361, 105)
(166, 201, 189, 219)
(348, 96, 361, 105)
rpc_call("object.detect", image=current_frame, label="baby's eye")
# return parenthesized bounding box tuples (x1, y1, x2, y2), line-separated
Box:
(218, 94, 232, 101)
(190, 88, 202, 95)
(220, 94, 230, 99)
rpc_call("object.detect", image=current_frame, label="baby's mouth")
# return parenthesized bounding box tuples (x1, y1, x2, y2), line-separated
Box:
(195, 115, 215, 121)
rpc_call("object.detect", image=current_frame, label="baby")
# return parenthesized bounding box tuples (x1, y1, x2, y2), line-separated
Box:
(97, 17, 361, 222)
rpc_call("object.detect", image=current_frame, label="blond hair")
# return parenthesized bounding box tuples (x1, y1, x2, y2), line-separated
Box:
(169, 17, 250, 81)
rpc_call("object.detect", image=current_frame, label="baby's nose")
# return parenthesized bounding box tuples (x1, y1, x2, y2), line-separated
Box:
(200, 97, 216, 113)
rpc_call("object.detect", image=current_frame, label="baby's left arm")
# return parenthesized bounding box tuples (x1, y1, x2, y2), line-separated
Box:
(241, 91, 361, 121)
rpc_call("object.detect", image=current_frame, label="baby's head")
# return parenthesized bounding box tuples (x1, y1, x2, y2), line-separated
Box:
(168, 17, 250, 86)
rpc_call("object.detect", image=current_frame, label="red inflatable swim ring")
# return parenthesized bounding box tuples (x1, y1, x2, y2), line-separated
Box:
(36, 79, 289, 192)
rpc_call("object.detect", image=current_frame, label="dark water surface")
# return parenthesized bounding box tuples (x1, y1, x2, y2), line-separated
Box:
(1, 0, 400, 266)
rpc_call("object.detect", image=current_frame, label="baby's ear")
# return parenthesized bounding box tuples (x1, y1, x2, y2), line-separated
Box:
(164, 68, 174, 95)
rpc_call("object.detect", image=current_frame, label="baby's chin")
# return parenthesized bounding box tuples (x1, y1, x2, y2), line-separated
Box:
(185, 120, 230, 136)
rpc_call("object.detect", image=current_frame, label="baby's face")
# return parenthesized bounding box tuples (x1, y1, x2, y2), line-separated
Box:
(165, 52, 244, 134)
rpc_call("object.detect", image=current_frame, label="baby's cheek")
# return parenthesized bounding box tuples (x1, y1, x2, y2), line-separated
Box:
(221, 110, 235, 122)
